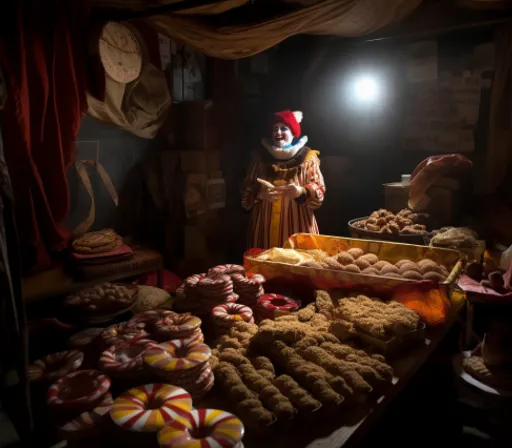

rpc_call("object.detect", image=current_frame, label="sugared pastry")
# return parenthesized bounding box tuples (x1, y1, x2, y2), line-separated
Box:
(65, 282, 137, 315)
(110, 384, 192, 432)
(68, 328, 103, 350)
(98, 322, 148, 349)
(47, 370, 111, 412)
(57, 393, 113, 437)
(144, 340, 211, 378)
(28, 350, 84, 383)
(207, 265, 245, 278)
(98, 338, 154, 378)
(158, 409, 244, 448)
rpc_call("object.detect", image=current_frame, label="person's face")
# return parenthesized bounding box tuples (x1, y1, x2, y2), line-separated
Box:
(272, 122, 293, 147)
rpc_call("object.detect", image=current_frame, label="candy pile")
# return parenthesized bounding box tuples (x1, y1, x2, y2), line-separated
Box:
(144, 338, 214, 401)
(47, 369, 113, 437)
(352, 208, 428, 235)
(211, 303, 254, 335)
(176, 264, 266, 311)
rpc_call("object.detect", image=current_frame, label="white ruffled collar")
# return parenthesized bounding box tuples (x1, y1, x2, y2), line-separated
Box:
(261, 136, 308, 161)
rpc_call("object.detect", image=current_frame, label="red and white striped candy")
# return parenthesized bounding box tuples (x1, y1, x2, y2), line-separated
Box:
(98, 338, 154, 377)
(256, 294, 301, 320)
(212, 303, 253, 323)
(68, 328, 103, 349)
(99, 322, 148, 349)
(58, 393, 113, 434)
(28, 350, 84, 383)
(48, 370, 111, 410)
(207, 264, 245, 277)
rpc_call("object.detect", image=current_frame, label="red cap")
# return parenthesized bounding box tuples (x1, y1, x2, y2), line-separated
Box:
(273, 110, 301, 138)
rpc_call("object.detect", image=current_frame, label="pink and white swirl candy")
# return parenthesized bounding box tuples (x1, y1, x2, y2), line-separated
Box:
(256, 294, 301, 320)
(99, 321, 148, 349)
(28, 350, 84, 383)
(98, 338, 154, 378)
(212, 303, 254, 324)
(57, 393, 113, 435)
(207, 264, 245, 277)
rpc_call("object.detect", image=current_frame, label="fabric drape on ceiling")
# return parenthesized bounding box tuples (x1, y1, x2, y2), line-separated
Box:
(0, 1, 89, 272)
(477, 26, 512, 196)
(92, 0, 249, 14)
(148, 0, 422, 58)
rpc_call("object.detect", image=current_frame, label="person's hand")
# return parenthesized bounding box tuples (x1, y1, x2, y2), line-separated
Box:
(258, 185, 281, 202)
(276, 183, 306, 199)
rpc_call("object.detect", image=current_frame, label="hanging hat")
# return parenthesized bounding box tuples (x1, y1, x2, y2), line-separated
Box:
(99, 22, 143, 84)
(273, 110, 303, 138)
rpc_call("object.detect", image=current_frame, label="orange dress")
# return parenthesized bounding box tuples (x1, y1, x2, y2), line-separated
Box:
(242, 146, 325, 249)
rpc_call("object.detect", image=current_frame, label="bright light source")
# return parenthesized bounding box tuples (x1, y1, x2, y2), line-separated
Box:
(353, 76, 380, 102)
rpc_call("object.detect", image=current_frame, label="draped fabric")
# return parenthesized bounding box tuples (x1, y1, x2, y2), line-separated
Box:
(93, 0, 422, 59)
(242, 147, 325, 249)
(477, 26, 512, 196)
(0, 1, 89, 272)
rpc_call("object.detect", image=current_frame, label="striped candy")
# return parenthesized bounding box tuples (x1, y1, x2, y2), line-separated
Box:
(98, 338, 154, 377)
(68, 328, 103, 349)
(144, 340, 211, 372)
(256, 294, 301, 320)
(110, 384, 192, 432)
(99, 322, 148, 348)
(28, 350, 84, 382)
(212, 303, 253, 323)
(207, 264, 245, 277)
(158, 409, 245, 448)
(48, 370, 111, 409)
(58, 393, 113, 433)
(129, 310, 177, 327)
(154, 313, 202, 337)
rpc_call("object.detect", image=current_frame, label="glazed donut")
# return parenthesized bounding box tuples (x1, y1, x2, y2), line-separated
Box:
(57, 393, 113, 436)
(158, 409, 245, 448)
(48, 370, 111, 412)
(28, 350, 84, 383)
(99, 322, 148, 349)
(153, 312, 202, 341)
(68, 328, 103, 349)
(212, 303, 254, 327)
(110, 384, 192, 432)
(144, 340, 211, 378)
(255, 294, 301, 320)
(98, 338, 154, 378)
(207, 264, 245, 277)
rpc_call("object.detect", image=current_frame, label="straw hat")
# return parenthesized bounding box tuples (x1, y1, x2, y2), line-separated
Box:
(99, 22, 143, 83)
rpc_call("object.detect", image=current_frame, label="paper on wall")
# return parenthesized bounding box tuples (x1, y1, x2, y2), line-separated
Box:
(405, 41, 438, 83)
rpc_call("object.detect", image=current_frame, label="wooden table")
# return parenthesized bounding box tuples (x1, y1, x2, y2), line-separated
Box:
(23, 247, 163, 303)
(242, 309, 461, 448)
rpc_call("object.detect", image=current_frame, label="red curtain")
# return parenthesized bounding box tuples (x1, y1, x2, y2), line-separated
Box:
(0, 1, 88, 272)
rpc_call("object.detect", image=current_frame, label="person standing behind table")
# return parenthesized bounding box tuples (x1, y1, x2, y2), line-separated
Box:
(241, 110, 326, 249)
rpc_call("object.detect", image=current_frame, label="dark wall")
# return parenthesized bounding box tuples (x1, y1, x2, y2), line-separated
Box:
(66, 116, 166, 234)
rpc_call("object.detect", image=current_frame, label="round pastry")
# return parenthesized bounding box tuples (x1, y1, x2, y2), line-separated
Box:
(99, 338, 154, 378)
(336, 252, 355, 266)
(28, 350, 84, 383)
(110, 384, 192, 432)
(57, 393, 113, 437)
(395, 259, 413, 268)
(48, 370, 111, 411)
(380, 265, 401, 276)
(256, 294, 301, 320)
(144, 340, 212, 378)
(99, 322, 148, 349)
(343, 264, 361, 273)
(401, 270, 423, 280)
(361, 267, 379, 275)
(373, 260, 391, 271)
(158, 409, 244, 448)
(212, 303, 254, 327)
(72, 229, 123, 254)
(398, 262, 420, 274)
(323, 257, 344, 270)
(207, 264, 245, 278)
(419, 263, 443, 275)
(68, 328, 103, 350)
(153, 313, 202, 341)
(423, 271, 445, 282)
(346, 248, 364, 260)
(181, 366, 215, 401)
(354, 258, 371, 270)
(359, 253, 379, 265)
(417, 259, 437, 269)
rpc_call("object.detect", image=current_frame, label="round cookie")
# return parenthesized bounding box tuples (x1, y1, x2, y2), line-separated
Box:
(110, 384, 192, 432)
(347, 248, 365, 260)
(256, 294, 301, 320)
(157, 409, 244, 448)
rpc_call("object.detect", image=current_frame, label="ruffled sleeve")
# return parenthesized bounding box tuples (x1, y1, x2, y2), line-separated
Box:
(298, 152, 325, 209)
